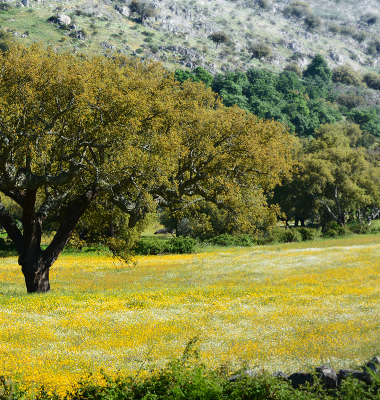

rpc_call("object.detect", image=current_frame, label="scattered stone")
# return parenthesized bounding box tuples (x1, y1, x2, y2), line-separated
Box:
(229, 370, 256, 382)
(289, 372, 314, 389)
(272, 371, 289, 380)
(316, 365, 338, 389)
(21, 0, 29, 6)
(365, 357, 380, 372)
(339, 369, 373, 384)
(115, 4, 129, 17)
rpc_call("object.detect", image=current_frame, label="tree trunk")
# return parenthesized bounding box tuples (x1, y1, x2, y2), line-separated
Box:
(21, 253, 51, 293)
(0, 187, 98, 293)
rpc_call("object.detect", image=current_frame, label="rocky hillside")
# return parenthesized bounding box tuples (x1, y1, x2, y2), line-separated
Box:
(2, 0, 380, 74)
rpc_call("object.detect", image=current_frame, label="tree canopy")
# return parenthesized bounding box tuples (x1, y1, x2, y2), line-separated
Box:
(0, 44, 296, 293)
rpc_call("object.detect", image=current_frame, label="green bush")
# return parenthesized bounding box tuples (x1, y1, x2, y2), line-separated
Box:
(0, 237, 16, 251)
(281, 229, 302, 243)
(133, 237, 196, 255)
(208, 233, 254, 247)
(250, 42, 272, 59)
(167, 237, 197, 254)
(296, 227, 321, 241)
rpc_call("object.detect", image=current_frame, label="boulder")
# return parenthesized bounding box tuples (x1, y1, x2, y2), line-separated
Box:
(316, 365, 338, 389)
(289, 372, 314, 389)
(115, 5, 129, 16)
(57, 13, 71, 26)
(365, 357, 380, 373)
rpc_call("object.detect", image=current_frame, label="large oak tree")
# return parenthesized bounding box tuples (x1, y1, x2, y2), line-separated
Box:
(0, 44, 296, 293)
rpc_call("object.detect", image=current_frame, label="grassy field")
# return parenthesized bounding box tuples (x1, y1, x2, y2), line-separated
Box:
(0, 234, 380, 394)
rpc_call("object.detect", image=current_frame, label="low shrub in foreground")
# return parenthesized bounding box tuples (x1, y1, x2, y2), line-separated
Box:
(2, 358, 380, 400)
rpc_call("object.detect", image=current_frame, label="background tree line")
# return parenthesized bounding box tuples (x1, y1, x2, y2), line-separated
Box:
(171, 56, 380, 235)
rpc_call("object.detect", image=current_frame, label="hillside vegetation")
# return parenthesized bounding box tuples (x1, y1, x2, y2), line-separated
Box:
(2, 0, 380, 74)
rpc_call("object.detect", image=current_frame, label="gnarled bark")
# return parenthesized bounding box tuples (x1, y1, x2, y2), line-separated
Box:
(1, 187, 98, 293)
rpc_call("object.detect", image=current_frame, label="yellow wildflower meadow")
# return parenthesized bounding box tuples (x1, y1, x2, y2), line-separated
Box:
(0, 236, 380, 394)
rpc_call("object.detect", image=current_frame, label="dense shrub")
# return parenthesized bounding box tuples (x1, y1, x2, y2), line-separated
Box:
(284, 63, 302, 77)
(362, 12, 380, 25)
(328, 23, 341, 34)
(296, 227, 321, 241)
(281, 229, 302, 242)
(133, 237, 196, 255)
(336, 93, 365, 110)
(363, 72, 380, 90)
(304, 13, 321, 29)
(284, 1, 311, 18)
(353, 31, 367, 44)
(250, 42, 272, 58)
(332, 65, 364, 87)
(207, 233, 254, 247)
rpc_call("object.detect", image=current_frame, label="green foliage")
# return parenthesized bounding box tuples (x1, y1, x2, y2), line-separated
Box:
(174, 67, 213, 86)
(336, 94, 365, 110)
(0, 3, 12, 11)
(367, 38, 380, 55)
(258, 227, 319, 244)
(347, 108, 380, 137)
(207, 233, 254, 247)
(0, 236, 16, 252)
(304, 13, 321, 29)
(249, 42, 272, 59)
(284, 1, 312, 18)
(332, 65, 364, 87)
(258, 0, 270, 9)
(303, 54, 333, 82)
(361, 12, 380, 25)
(363, 72, 380, 90)
(128, 0, 157, 22)
(133, 237, 197, 255)
(353, 31, 367, 43)
(296, 227, 321, 241)
(284, 63, 302, 77)
(208, 31, 230, 47)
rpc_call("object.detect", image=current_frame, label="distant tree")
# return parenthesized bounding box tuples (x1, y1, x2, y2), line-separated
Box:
(258, 0, 270, 9)
(332, 65, 364, 87)
(361, 13, 380, 26)
(283, 1, 311, 18)
(303, 54, 333, 82)
(192, 66, 213, 86)
(367, 38, 380, 55)
(211, 72, 250, 109)
(363, 72, 380, 90)
(276, 70, 304, 94)
(304, 13, 321, 30)
(249, 42, 272, 59)
(208, 31, 230, 48)
(328, 24, 341, 34)
(353, 31, 367, 44)
(284, 63, 303, 77)
(128, 0, 157, 23)
(298, 123, 380, 226)
(340, 25, 357, 37)
(174, 69, 194, 83)
(174, 67, 213, 87)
